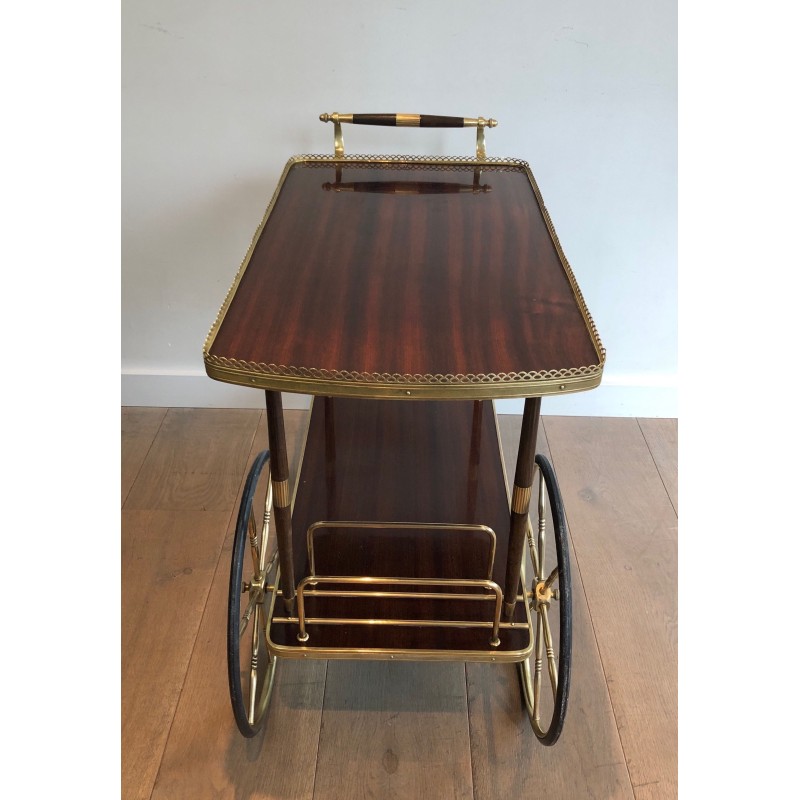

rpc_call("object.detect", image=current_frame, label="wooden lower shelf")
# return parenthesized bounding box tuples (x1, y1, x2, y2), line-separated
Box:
(267, 398, 532, 660)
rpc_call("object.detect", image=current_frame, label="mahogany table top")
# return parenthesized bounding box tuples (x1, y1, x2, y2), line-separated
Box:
(204, 156, 604, 399)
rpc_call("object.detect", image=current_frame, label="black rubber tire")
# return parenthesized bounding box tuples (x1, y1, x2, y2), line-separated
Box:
(227, 449, 277, 737)
(518, 453, 572, 746)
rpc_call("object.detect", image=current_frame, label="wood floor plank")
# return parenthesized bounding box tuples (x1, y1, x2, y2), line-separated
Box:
(122, 407, 167, 505)
(149, 527, 327, 800)
(151, 409, 329, 800)
(122, 508, 232, 800)
(466, 414, 634, 799)
(313, 661, 473, 800)
(542, 417, 677, 799)
(124, 408, 261, 511)
(637, 418, 678, 513)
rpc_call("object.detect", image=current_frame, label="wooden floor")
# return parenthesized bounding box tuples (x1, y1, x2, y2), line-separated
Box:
(122, 407, 677, 800)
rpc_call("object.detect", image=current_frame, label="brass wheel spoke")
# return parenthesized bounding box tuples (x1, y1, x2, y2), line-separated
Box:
(247, 604, 260, 725)
(248, 509, 260, 576)
(541, 605, 558, 698)
(265, 549, 278, 578)
(239, 588, 262, 639)
(537, 469, 547, 581)
(258, 482, 273, 573)
(530, 537, 541, 584)
(525, 527, 541, 601)
(543, 566, 559, 592)
(533, 609, 544, 723)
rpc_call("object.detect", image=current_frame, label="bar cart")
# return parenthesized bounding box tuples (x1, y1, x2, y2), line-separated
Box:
(203, 113, 605, 745)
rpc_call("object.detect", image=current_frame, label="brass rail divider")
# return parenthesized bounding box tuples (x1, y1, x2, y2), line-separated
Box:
(306, 520, 497, 579)
(294, 575, 504, 647)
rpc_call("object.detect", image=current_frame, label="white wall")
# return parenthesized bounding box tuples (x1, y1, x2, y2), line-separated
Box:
(122, 0, 677, 416)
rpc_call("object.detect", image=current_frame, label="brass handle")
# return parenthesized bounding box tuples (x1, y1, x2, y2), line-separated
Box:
(319, 113, 497, 128)
(319, 112, 498, 159)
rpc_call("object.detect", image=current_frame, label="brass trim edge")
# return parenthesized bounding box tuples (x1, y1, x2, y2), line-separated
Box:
(265, 643, 534, 663)
(204, 358, 602, 400)
(207, 359, 600, 387)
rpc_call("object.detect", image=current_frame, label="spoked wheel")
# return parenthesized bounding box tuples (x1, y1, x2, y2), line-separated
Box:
(228, 450, 279, 737)
(518, 454, 572, 745)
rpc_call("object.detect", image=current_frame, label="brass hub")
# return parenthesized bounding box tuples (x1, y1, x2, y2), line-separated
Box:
(535, 580, 554, 608)
(243, 574, 266, 596)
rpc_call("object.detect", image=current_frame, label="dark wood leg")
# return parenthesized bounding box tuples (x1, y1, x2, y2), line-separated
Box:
(467, 400, 483, 521)
(265, 390, 296, 607)
(503, 397, 541, 619)
(324, 396, 337, 517)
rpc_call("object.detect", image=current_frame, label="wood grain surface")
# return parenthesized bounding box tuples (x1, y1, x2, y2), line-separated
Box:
(543, 417, 678, 799)
(124, 408, 260, 511)
(208, 162, 600, 382)
(122, 408, 261, 800)
(122, 509, 234, 800)
(122, 407, 166, 504)
(466, 415, 635, 799)
(149, 530, 327, 800)
(313, 661, 473, 800)
(147, 410, 329, 800)
(638, 418, 678, 513)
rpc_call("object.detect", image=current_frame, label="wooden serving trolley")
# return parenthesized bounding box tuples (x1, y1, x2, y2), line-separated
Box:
(203, 114, 605, 745)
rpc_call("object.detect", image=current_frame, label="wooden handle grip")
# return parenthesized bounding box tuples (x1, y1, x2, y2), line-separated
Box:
(320, 113, 497, 129)
(354, 114, 465, 128)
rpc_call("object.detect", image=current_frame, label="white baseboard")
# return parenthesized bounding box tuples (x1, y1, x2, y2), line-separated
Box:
(496, 372, 677, 417)
(121, 371, 311, 410)
(121, 371, 677, 417)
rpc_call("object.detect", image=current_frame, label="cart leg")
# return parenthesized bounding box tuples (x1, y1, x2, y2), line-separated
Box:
(265, 390, 296, 608)
(467, 400, 483, 521)
(503, 397, 541, 619)
(324, 396, 337, 517)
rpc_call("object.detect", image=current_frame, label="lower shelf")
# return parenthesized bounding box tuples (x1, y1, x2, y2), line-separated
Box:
(267, 397, 532, 661)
